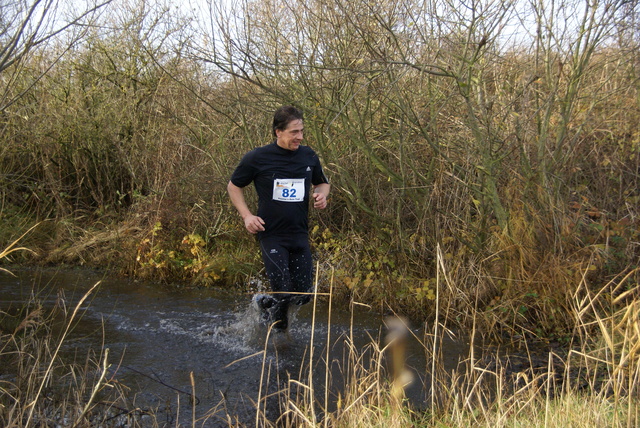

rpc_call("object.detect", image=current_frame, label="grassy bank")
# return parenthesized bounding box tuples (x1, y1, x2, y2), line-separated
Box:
(2, 205, 637, 342)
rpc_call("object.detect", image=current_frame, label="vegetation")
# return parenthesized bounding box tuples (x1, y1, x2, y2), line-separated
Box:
(0, 0, 638, 341)
(4, 2, 639, 422)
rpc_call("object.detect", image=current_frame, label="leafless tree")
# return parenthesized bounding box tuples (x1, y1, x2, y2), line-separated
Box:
(0, 0, 113, 110)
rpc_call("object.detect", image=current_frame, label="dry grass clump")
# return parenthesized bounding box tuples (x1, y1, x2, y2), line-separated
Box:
(246, 263, 639, 428)
(0, 278, 152, 427)
(415, 267, 639, 428)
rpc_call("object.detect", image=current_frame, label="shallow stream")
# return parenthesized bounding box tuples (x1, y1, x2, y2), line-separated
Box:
(1, 268, 472, 426)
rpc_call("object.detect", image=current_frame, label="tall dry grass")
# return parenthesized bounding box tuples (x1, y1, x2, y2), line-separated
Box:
(427, 268, 639, 428)
(238, 257, 639, 428)
(0, 266, 152, 426)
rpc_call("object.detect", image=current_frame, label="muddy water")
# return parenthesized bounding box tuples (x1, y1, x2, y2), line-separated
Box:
(1, 268, 471, 426)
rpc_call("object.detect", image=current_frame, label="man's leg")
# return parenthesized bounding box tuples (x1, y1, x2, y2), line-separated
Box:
(259, 237, 292, 331)
(289, 239, 314, 305)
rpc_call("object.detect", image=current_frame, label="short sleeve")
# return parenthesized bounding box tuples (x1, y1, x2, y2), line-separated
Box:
(311, 155, 329, 186)
(230, 151, 256, 188)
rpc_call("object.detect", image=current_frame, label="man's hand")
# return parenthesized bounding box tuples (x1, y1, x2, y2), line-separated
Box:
(244, 214, 265, 234)
(313, 192, 328, 209)
(312, 183, 330, 210)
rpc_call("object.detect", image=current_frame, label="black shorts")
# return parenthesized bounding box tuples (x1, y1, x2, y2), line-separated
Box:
(259, 234, 313, 300)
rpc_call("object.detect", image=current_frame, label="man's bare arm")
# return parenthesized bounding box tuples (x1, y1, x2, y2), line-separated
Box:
(227, 181, 265, 234)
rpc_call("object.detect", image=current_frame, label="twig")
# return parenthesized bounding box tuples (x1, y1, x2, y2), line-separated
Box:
(25, 281, 101, 427)
(72, 348, 110, 428)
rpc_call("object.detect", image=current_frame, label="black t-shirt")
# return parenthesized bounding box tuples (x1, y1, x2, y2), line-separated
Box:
(230, 141, 329, 239)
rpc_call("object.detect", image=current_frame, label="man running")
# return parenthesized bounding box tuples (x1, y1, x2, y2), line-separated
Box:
(227, 106, 330, 331)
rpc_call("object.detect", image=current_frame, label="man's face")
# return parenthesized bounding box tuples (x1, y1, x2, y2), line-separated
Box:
(276, 119, 304, 151)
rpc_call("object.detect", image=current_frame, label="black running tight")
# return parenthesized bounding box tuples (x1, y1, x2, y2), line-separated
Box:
(259, 234, 313, 301)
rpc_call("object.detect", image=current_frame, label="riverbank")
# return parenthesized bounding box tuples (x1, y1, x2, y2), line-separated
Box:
(2, 208, 638, 343)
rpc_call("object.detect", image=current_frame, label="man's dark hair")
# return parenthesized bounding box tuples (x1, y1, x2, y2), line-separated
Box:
(272, 106, 304, 136)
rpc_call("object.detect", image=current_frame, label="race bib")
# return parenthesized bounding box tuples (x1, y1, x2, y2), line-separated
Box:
(273, 178, 305, 202)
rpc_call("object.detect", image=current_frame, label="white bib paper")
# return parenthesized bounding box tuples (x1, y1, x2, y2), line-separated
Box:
(273, 178, 305, 202)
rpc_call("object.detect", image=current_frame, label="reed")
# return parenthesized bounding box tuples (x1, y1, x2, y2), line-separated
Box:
(0, 265, 153, 426)
(1, 288, 120, 426)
